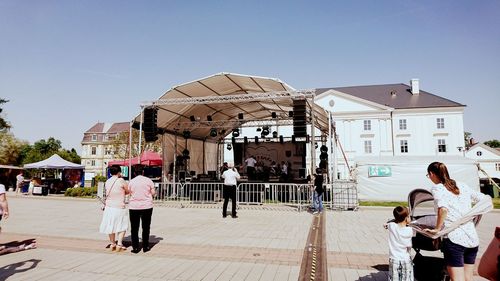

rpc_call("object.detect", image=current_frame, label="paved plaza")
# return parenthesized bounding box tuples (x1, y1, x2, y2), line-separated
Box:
(0, 193, 497, 281)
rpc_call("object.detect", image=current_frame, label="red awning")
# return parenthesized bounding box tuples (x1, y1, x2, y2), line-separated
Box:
(108, 151, 162, 166)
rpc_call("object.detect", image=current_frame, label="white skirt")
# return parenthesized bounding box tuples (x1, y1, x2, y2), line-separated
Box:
(99, 206, 128, 234)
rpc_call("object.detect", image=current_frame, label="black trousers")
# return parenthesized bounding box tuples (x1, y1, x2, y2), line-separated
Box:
(129, 208, 153, 249)
(222, 185, 237, 217)
(247, 166, 255, 180)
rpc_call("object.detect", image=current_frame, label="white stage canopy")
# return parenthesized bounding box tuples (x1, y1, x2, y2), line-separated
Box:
(134, 72, 329, 141)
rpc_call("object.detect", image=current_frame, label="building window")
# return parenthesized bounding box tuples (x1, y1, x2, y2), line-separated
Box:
(363, 120, 371, 131)
(91, 160, 95, 166)
(87, 160, 90, 165)
(92, 134, 97, 141)
(399, 119, 407, 130)
(400, 140, 408, 153)
(91, 146, 97, 155)
(476, 151, 482, 156)
(364, 140, 372, 154)
(105, 147, 112, 155)
(438, 139, 447, 152)
(436, 118, 445, 129)
(496, 163, 500, 171)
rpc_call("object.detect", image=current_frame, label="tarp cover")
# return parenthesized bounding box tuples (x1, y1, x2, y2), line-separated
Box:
(24, 154, 84, 169)
(108, 151, 162, 166)
(353, 156, 479, 201)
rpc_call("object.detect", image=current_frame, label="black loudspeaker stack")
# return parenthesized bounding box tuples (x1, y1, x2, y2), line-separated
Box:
(293, 99, 307, 137)
(143, 107, 158, 142)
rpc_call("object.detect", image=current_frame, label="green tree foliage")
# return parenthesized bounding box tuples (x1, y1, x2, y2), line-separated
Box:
(0, 98, 11, 132)
(484, 139, 500, 148)
(110, 130, 161, 160)
(464, 131, 472, 149)
(0, 132, 26, 165)
(20, 137, 81, 165)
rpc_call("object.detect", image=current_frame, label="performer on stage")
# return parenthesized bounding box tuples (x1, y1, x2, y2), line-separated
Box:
(244, 155, 257, 180)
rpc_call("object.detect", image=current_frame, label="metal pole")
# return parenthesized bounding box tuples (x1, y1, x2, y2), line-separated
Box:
(309, 95, 316, 175)
(128, 121, 133, 180)
(138, 106, 144, 165)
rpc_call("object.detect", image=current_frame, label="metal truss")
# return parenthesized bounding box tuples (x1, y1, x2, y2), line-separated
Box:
(220, 135, 327, 144)
(142, 89, 316, 106)
(172, 118, 296, 131)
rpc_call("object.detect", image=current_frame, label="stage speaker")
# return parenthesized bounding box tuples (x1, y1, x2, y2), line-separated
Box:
(271, 112, 277, 119)
(190, 115, 196, 122)
(231, 137, 236, 144)
(272, 131, 278, 138)
(299, 168, 306, 179)
(288, 111, 294, 117)
(255, 136, 259, 144)
(279, 135, 284, 144)
(143, 107, 158, 142)
(238, 113, 244, 120)
(207, 115, 213, 121)
(291, 135, 296, 143)
(293, 99, 307, 137)
(244, 136, 248, 144)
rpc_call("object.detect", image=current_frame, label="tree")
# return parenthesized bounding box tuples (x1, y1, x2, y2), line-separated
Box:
(58, 148, 81, 164)
(464, 131, 472, 149)
(0, 132, 26, 165)
(110, 130, 161, 160)
(0, 98, 11, 132)
(484, 139, 500, 148)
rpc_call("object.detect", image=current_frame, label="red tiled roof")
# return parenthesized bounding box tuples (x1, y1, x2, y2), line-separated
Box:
(107, 122, 130, 133)
(85, 123, 104, 133)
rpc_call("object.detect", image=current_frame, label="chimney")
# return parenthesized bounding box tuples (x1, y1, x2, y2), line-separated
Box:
(410, 79, 419, 95)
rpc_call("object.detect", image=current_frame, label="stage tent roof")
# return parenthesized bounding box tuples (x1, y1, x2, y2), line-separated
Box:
(134, 72, 330, 141)
(24, 154, 84, 169)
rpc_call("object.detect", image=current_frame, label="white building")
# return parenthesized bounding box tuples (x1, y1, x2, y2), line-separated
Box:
(465, 143, 500, 179)
(81, 122, 129, 183)
(314, 79, 466, 179)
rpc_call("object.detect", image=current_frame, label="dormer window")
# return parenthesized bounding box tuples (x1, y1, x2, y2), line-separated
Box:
(92, 134, 97, 141)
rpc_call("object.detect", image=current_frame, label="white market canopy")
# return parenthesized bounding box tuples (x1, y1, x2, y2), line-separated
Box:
(24, 154, 84, 170)
(134, 72, 330, 141)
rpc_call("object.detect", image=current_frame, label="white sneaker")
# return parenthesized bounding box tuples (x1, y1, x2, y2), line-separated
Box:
(312, 211, 319, 215)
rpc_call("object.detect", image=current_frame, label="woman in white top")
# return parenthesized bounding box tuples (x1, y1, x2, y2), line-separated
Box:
(425, 162, 486, 281)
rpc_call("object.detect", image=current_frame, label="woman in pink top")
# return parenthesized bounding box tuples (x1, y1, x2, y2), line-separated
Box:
(99, 166, 130, 252)
(128, 165, 156, 253)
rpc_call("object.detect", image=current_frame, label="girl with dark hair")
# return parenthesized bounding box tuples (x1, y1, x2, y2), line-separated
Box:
(425, 162, 486, 281)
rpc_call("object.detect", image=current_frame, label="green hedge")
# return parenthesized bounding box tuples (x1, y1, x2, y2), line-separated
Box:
(64, 187, 98, 197)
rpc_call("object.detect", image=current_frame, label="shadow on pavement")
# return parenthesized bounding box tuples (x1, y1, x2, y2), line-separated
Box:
(0, 259, 41, 280)
(122, 235, 164, 250)
(356, 270, 388, 280)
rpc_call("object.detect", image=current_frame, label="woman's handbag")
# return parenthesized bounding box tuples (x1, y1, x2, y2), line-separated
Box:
(100, 178, 118, 211)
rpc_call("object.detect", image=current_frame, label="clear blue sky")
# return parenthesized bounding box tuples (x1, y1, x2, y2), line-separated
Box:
(1, 0, 499, 150)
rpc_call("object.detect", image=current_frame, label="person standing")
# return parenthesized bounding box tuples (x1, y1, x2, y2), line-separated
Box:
(99, 166, 130, 252)
(16, 171, 24, 194)
(222, 165, 240, 218)
(280, 161, 288, 182)
(387, 206, 414, 281)
(245, 156, 257, 180)
(128, 165, 156, 253)
(0, 183, 9, 222)
(424, 162, 488, 281)
(313, 168, 324, 214)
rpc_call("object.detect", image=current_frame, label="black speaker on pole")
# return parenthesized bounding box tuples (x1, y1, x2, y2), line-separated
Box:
(293, 99, 307, 137)
(279, 135, 284, 144)
(244, 136, 248, 144)
(143, 107, 158, 142)
(254, 136, 259, 144)
(291, 135, 296, 143)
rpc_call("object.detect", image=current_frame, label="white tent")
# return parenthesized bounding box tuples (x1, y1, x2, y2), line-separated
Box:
(24, 154, 84, 170)
(353, 156, 479, 201)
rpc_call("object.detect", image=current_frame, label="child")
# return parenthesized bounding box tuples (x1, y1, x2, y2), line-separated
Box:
(387, 206, 414, 281)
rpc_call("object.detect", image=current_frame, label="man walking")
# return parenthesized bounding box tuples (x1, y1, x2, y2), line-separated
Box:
(222, 164, 240, 218)
(128, 165, 156, 253)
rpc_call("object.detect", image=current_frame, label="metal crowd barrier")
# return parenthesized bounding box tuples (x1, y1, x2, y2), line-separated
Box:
(152, 180, 358, 211)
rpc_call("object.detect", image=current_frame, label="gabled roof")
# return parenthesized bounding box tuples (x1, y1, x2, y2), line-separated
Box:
(468, 143, 500, 157)
(316, 84, 464, 109)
